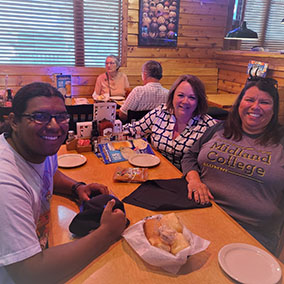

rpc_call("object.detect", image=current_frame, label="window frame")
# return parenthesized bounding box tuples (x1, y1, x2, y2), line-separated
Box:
(228, 0, 284, 52)
(0, 0, 127, 67)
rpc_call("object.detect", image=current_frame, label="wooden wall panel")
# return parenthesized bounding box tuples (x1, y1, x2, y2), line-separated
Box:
(126, 0, 230, 93)
(121, 66, 217, 92)
(0, 66, 104, 97)
(215, 50, 284, 124)
(127, 46, 215, 58)
(179, 14, 226, 27)
(180, 2, 228, 16)
(179, 26, 225, 38)
(128, 0, 138, 9)
(126, 57, 217, 68)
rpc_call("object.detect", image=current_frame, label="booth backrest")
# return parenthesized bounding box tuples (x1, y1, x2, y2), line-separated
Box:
(127, 109, 151, 123)
(66, 104, 93, 134)
(0, 65, 219, 100)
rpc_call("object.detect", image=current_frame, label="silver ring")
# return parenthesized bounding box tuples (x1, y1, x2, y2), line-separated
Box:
(192, 189, 197, 193)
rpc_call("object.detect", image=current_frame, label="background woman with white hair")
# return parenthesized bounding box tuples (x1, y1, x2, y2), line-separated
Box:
(92, 55, 129, 100)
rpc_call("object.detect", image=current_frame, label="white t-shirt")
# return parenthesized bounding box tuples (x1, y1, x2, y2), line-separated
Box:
(0, 134, 57, 283)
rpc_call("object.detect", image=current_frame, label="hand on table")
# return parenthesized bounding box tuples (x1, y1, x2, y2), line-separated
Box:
(186, 171, 214, 205)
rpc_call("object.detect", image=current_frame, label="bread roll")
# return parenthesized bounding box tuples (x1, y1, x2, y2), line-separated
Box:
(160, 213, 183, 233)
(144, 213, 190, 255)
(159, 225, 176, 245)
(170, 232, 190, 255)
(144, 218, 160, 239)
(144, 218, 171, 252)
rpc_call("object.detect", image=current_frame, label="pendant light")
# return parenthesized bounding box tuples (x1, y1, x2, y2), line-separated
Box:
(224, 21, 258, 40)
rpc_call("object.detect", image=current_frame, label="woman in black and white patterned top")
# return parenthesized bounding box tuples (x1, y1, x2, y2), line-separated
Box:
(123, 74, 218, 170)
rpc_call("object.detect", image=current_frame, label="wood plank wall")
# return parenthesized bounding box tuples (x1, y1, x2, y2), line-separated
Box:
(0, 66, 103, 98)
(125, 0, 229, 92)
(215, 50, 284, 124)
(0, 0, 230, 97)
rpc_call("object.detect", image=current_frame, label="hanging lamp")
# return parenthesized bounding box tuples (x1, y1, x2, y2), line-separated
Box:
(224, 21, 258, 40)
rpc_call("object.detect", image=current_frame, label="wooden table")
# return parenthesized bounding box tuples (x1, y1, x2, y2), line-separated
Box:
(51, 146, 284, 284)
(207, 94, 239, 109)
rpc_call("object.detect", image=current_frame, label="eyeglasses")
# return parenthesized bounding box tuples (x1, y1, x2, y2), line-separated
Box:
(20, 112, 70, 125)
(246, 76, 278, 89)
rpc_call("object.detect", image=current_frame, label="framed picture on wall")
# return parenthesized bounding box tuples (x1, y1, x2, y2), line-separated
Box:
(138, 0, 180, 47)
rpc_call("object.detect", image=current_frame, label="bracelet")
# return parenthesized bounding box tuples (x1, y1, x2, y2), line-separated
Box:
(71, 182, 86, 197)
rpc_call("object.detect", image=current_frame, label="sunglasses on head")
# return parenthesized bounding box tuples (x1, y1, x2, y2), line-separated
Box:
(246, 76, 278, 89)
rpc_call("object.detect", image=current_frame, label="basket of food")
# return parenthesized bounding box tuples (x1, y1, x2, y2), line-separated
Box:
(122, 213, 210, 274)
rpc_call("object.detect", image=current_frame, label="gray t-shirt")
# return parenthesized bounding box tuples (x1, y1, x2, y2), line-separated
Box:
(182, 123, 284, 253)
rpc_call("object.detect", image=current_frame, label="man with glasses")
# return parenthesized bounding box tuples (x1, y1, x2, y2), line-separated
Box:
(0, 82, 127, 284)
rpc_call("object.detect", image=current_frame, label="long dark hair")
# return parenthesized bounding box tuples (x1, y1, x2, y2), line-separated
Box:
(223, 77, 282, 145)
(166, 74, 208, 117)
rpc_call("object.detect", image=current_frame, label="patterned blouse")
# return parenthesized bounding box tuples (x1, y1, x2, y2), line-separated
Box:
(123, 105, 217, 170)
(120, 82, 168, 114)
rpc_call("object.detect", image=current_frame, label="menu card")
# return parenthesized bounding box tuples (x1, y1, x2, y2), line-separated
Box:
(56, 74, 72, 96)
(98, 138, 154, 164)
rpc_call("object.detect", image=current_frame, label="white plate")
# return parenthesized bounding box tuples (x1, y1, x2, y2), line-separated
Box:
(58, 154, 87, 168)
(111, 96, 125, 101)
(218, 243, 282, 284)
(128, 154, 160, 167)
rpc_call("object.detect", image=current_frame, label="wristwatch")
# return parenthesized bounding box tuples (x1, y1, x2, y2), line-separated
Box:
(71, 182, 86, 197)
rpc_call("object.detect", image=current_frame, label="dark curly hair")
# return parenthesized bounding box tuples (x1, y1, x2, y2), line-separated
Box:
(223, 78, 282, 145)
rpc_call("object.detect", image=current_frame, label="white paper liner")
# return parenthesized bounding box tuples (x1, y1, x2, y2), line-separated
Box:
(122, 214, 210, 274)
